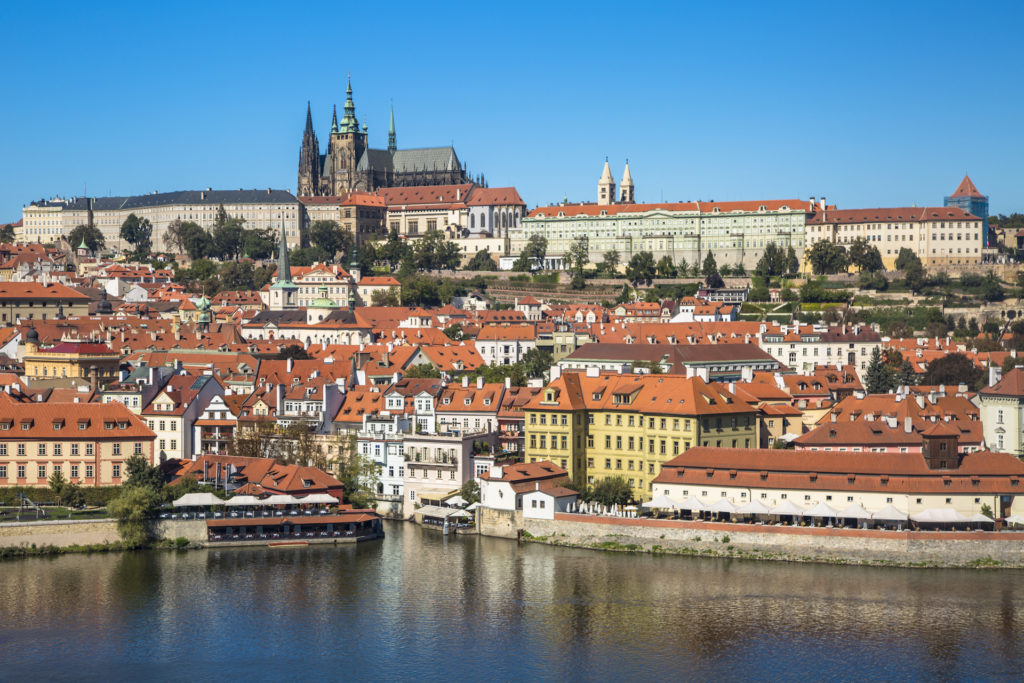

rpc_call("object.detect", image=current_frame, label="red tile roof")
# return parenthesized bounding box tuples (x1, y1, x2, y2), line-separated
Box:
(950, 174, 985, 198)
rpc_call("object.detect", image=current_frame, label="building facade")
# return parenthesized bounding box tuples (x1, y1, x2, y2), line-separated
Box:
(945, 175, 989, 245)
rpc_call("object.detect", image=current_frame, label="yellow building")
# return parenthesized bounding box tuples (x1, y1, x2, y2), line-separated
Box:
(523, 372, 758, 500)
(0, 282, 90, 324)
(23, 331, 120, 386)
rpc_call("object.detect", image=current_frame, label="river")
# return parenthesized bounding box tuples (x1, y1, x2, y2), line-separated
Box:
(0, 521, 1021, 681)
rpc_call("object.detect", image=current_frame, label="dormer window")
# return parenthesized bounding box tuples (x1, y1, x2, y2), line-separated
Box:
(52, 420, 63, 430)
(78, 421, 88, 430)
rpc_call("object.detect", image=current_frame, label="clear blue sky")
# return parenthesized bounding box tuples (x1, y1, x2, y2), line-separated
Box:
(2, 1, 1022, 221)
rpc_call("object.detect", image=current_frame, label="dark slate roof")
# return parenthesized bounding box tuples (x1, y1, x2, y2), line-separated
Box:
(40, 190, 298, 211)
(355, 147, 461, 174)
(247, 310, 309, 326)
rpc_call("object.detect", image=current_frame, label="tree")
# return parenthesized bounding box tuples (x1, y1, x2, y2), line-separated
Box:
(164, 219, 201, 254)
(895, 248, 922, 272)
(0, 224, 14, 243)
(377, 227, 409, 271)
(981, 272, 1006, 302)
(370, 287, 401, 306)
(600, 250, 621, 276)
(589, 476, 635, 506)
(458, 480, 480, 505)
(289, 246, 330, 267)
(48, 470, 68, 507)
(865, 347, 895, 394)
(402, 364, 441, 379)
(785, 246, 800, 275)
(108, 486, 162, 548)
(805, 240, 850, 275)
(68, 224, 105, 254)
(413, 230, 461, 272)
(273, 344, 310, 360)
(219, 261, 257, 291)
(520, 348, 553, 380)
(704, 269, 725, 289)
(466, 249, 498, 271)
(308, 220, 348, 259)
(754, 243, 788, 278)
(625, 251, 656, 285)
(701, 251, 719, 279)
(241, 227, 276, 259)
(567, 235, 590, 289)
(334, 433, 379, 509)
(124, 454, 165, 491)
(443, 323, 464, 341)
(655, 255, 677, 278)
(512, 235, 548, 272)
(230, 422, 278, 460)
(212, 217, 246, 260)
(849, 238, 884, 272)
(183, 226, 216, 260)
(904, 260, 926, 295)
(119, 213, 153, 257)
(924, 352, 984, 389)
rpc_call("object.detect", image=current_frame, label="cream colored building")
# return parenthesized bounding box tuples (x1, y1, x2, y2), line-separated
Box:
(805, 206, 983, 270)
(22, 189, 302, 251)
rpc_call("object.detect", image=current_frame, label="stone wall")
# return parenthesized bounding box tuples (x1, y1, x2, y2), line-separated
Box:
(0, 519, 120, 548)
(515, 514, 1024, 568)
(152, 519, 208, 543)
(479, 507, 522, 539)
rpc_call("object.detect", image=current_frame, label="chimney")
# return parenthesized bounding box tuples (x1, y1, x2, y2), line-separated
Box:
(820, 197, 826, 210)
(904, 416, 913, 433)
(830, 412, 837, 423)
(461, 375, 469, 388)
(504, 377, 511, 389)
(990, 366, 1002, 387)
(916, 395, 925, 409)
(476, 375, 484, 390)
(286, 358, 293, 373)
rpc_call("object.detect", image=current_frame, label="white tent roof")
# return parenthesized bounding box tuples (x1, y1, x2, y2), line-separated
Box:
(172, 492, 225, 508)
(263, 494, 301, 505)
(299, 493, 339, 504)
(737, 499, 770, 515)
(838, 502, 873, 519)
(969, 513, 994, 523)
(444, 495, 468, 508)
(1004, 514, 1024, 525)
(804, 501, 840, 517)
(871, 504, 908, 521)
(465, 502, 480, 511)
(224, 495, 262, 507)
(769, 500, 807, 516)
(642, 494, 681, 509)
(677, 497, 707, 512)
(910, 508, 969, 523)
(708, 498, 737, 513)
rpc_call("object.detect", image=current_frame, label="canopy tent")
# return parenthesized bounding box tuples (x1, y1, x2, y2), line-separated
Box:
(804, 501, 840, 518)
(443, 495, 468, 508)
(1004, 514, 1024, 525)
(416, 505, 471, 519)
(262, 494, 301, 506)
(769, 500, 807, 516)
(837, 502, 873, 519)
(172, 492, 225, 508)
(676, 497, 708, 512)
(737, 500, 771, 515)
(910, 508, 969, 523)
(969, 513, 994, 523)
(224, 495, 262, 507)
(871, 504, 909, 522)
(299, 493, 339, 505)
(708, 498, 737, 514)
(642, 494, 682, 509)
(465, 502, 480, 511)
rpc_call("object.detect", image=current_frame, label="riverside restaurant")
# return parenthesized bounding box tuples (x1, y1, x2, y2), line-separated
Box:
(206, 511, 383, 545)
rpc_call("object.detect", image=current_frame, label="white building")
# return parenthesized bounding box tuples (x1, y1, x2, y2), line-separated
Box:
(979, 367, 1024, 457)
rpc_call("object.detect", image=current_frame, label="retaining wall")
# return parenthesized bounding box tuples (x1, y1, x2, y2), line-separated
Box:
(479, 508, 522, 539)
(0, 519, 120, 548)
(516, 514, 1024, 568)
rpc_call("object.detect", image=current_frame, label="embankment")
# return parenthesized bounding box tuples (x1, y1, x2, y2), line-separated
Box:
(480, 510, 1024, 568)
(0, 518, 208, 552)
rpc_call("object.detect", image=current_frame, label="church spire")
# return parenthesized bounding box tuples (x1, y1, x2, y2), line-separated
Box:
(330, 104, 338, 134)
(598, 157, 616, 206)
(388, 103, 397, 154)
(619, 159, 634, 204)
(304, 101, 314, 136)
(339, 74, 360, 134)
(276, 220, 292, 286)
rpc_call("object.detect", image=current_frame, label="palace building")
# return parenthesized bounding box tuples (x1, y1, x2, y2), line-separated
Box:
(297, 78, 470, 197)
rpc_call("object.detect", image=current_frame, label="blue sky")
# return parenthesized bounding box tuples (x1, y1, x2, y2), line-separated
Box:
(2, 1, 1022, 221)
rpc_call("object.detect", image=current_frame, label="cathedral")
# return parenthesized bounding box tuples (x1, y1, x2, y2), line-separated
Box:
(297, 78, 470, 197)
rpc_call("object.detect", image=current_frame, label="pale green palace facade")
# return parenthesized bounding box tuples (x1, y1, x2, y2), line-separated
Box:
(511, 199, 811, 270)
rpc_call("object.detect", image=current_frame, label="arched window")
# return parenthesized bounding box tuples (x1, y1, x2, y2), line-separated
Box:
(501, 212, 507, 229)
(470, 214, 475, 229)
(481, 213, 487, 229)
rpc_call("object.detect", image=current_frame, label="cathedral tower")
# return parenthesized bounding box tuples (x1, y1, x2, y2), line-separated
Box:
(297, 102, 321, 197)
(620, 160, 634, 204)
(598, 158, 616, 206)
(326, 76, 368, 195)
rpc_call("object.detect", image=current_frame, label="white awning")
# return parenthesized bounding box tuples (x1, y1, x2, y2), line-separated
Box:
(708, 498, 737, 513)
(838, 502, 872, 519)
(444, 495, 468, 508)
(769, 500, 807, 516)
(969, 513, 994, 523)
(910, 508, 969, 523)
(1004, 514, 1024, 525)
(737, 499, 770, 515)
(224, 495, 262, 507)
(677, 497, 707, 512)
(871, 504, 908, 521)
(262, 494, 302, 506)
(804, 501, 840, 517)
(299, 493, 339, 504)
(642, 494, 681, 509)
(172, 492, 225, 508)
(416, 505, 472, 519)
(465, 502, 480, 511)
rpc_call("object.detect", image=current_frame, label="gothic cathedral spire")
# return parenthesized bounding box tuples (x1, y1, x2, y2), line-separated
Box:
(598, 157, 616, 206)
(620, 159, 634, 204)
(298, 101, 321, 197)
(388, 103, 397, 154)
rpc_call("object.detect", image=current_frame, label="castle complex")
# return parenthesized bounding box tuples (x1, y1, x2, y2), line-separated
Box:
(297, 78, 470, 197)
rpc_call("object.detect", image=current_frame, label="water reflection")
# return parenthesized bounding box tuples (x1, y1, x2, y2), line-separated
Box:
(0, 522, 1021, 680)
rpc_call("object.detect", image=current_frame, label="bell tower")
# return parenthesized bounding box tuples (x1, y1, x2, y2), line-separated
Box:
(620, 160, 634, 204)
(598, 158, 615, 206)
(328, 76, 368, 195)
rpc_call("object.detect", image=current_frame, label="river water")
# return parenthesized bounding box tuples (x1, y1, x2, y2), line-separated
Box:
(0, 521, 1021, 681)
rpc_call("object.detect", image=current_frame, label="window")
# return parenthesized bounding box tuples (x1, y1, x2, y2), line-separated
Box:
(70, 465, 78, 478)
(0, 444, 5, 456)
(85, 465, 93, 478)
(54, 444, 61, 456)
(17, 443, 24, 456)
(0, 465, 5, 478)
(71, 443, 79, 456)
(17, 465, 25, 479)
(38, 464, 46, 478)
(133, 442, 142, 455)
(86, 444, 94, 456)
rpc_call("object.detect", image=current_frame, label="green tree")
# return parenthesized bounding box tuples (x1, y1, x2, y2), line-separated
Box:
(589, 476, 635, 506)
(69, 224, 105, 254)
(0, 224, 15, 243)
(119, 213, 153, 257)
(625, 251, 656, 285)
(443, 323, 464, 341)
(805, 240, 850, 275)
(701, 251, 719, 279)
(308, 220, 348, 259)
(108, 485, 163, 548)
(754, 243, 787, 277)
(655, 255, 677, 278)
(458, 480, 480, 505)
(219, 261, 257, 291)
(289, 246, 330, 267)
(377, 226, 409, 271)
(48, 470, 68, 506)
(466, 249, 498, 271)
(124, 454, 165, 491)
(213, 217, 246, 260)
(273, 344, 310, 360)
(183, 226, 216, 260)
(520, 347, 553, 380)
(864, 347, 895, 394)
(241, 227, 275, 259)
(413, 230, 461, 272)
(924, 352, 984, 389)
(334, 434, 380, 509)
(895, 247, 922, 272)
(904, 260, 926, 294)
(370, 287, 401, 306)
(600, 249, 621, 276)
(704, 268, 725, 289)
(512, 234, 548, 272)
(849, 238, 883, 272)
(981, 272, 1006, 302)
(785, 246, 800, 275)
(567, 235, 590, 289)
(403, 364, 441, 379)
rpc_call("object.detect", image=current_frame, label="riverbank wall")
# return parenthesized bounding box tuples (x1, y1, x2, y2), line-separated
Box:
(0, 518, 209, 551)
(480, 510, 1024, 568)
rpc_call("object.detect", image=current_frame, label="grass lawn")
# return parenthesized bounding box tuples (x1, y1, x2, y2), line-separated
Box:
(0, 506, 109, 523)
